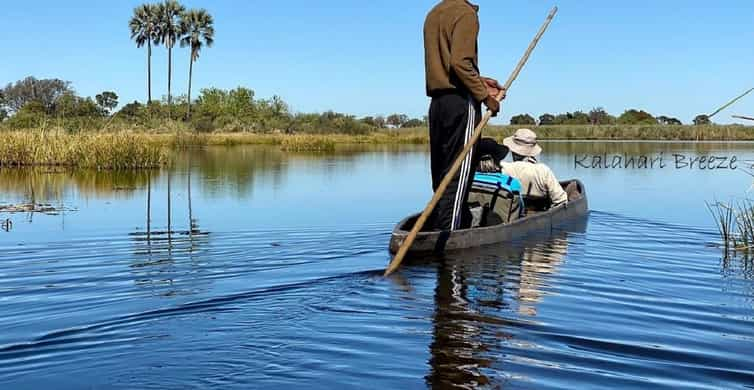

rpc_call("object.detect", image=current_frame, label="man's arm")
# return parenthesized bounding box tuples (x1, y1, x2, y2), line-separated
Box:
(544, 167, 568, 205)
(450, 12, 490, 104)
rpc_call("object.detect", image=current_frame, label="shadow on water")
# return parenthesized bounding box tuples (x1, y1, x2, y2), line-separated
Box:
(399, 219, 588, 388)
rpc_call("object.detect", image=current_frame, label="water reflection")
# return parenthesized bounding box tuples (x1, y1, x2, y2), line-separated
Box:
(130, 228, 211, 298)
(421, 223, 586, 388)
(130, 160, 212, 297)
(722, 254, 754, 281)
(0, 167, 152, 202)
(2, 142, 753, 204)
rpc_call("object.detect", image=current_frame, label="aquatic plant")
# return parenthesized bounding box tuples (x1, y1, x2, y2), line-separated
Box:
(707, 200, 754, 255)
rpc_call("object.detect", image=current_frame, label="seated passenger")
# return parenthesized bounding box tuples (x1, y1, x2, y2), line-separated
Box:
(500, 128, 567, 208)
(477, 137, 509, 171)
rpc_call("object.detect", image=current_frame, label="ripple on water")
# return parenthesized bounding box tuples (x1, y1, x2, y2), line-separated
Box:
(1, 214, 754, 389)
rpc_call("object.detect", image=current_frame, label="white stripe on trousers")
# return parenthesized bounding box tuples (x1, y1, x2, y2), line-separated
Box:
(450, 98, 476, 231)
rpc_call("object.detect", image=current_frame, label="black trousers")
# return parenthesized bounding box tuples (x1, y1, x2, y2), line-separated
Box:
(428, 91, 482, 231)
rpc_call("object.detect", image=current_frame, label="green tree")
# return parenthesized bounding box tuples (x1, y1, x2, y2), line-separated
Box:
(0, 108, 7, 122)
(6, 100, 47, 128)
(511, 114, 537, 125)
(693, 114, 711, 125)
(0, 77, 72, 113)
(402, 118, 424, 128)
(510, 114, 536, 125)
(55, 93, 102, 118)
(657, 115, 682, 125)
(538, 113, 555, 125)
(157, 0, 186, 116)
(570, 111, 591, 125)
(552, 112, 590, 125)
(386, 114, 408, 128)
(618, 109, 658, 125)
(118, 101, 143, 118)
(180, 8, 214, 118)
(361, 115, 392, 128)
(588, 107, 615, 125)
(129, 4, 161, 104)
(95, 91, 119, 114)
(227, 87, 255, 117)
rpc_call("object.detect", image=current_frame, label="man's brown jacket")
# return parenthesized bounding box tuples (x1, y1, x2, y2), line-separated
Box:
(424, 0, 488, 103)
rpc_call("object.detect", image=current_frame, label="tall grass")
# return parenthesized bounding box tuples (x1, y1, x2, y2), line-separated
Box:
(2, 123, 753, 169)
(0, 131, 167, 169)
(707, 200, 754, 256)
(279, 135, 336, 152)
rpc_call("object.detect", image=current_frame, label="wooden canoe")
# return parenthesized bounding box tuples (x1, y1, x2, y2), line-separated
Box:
(389, 179, 588, 255)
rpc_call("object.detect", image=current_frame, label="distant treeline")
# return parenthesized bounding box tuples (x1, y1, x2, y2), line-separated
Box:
(510, 108, 713, 126)
(0, 76, 427, 134)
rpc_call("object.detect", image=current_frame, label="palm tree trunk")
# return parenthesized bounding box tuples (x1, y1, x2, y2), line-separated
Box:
(187, 54, 194, 119)
(147, 41, 152, 104)
(168, 44, 173, 119)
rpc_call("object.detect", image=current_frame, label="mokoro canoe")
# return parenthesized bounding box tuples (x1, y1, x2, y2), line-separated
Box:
(389, 179, 588, 255)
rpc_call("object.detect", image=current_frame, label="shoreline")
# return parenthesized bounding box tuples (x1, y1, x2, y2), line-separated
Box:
(2, 126, 754, 169)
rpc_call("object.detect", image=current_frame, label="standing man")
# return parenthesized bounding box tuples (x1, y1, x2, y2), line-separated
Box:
(424, 0, 504, 231)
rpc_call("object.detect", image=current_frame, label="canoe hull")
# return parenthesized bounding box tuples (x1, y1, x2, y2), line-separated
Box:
(389, 180, 589, 254)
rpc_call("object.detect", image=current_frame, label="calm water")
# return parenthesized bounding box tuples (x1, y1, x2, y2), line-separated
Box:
(1, 142, 753, 389)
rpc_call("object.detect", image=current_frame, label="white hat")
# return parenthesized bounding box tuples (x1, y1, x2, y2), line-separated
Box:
(503, 128, 542, 157)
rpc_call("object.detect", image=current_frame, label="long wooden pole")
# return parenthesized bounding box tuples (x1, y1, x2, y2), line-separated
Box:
(733, 115, 754, 122)
(385, 7, 559, 277)
(709, 88, 754, 118)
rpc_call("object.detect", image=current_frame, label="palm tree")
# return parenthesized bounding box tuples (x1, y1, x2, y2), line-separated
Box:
(156, 0, 185, 117)
(180, 9, 214, 118)
(129, 4, 160, 104)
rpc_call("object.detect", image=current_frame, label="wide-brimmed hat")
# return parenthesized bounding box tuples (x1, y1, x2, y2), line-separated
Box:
(503, 128, 542, 157)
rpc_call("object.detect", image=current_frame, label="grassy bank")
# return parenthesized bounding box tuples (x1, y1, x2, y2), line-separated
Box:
(167, 123, 754, 147)
(0, 131, 167, 169)
(1, 124, 753, 169)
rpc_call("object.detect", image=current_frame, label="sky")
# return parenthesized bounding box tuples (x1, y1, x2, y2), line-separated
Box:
(2, 0, 753, 124)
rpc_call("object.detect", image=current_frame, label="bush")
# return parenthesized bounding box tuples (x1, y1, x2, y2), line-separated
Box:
(511, 114, 536, 125)
(401, 118, 425, 128)
(6, 101, 48, 129)
(618, 109, 658, 125)
(539, 113, 555, 125)
(694, 114, 711, 125)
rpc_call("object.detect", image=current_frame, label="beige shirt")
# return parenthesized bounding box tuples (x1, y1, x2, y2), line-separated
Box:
(500, 161, 568, 206)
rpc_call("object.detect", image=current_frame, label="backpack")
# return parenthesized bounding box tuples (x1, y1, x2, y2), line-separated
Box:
(468, 173, 525, 226)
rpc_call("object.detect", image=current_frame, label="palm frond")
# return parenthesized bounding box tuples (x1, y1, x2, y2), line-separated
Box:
(129, 3, 161, 48)
(179, 8, 215, 62)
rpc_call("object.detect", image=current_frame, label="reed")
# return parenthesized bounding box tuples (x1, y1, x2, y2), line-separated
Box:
(707, 200, 754, 255)
(2, 123, 753, 169)
(279, 135, 336, 152)
(0, 130, 167, 169)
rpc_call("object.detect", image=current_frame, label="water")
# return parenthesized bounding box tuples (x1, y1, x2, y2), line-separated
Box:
(1, 142, 753, 389)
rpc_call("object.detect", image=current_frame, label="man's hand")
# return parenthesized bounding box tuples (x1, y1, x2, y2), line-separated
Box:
(484, 96, 500, 117)
(482, 77, 506, 100)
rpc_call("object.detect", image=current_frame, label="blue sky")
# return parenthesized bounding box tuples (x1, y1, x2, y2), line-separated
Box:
(2, 1, 753, 124)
